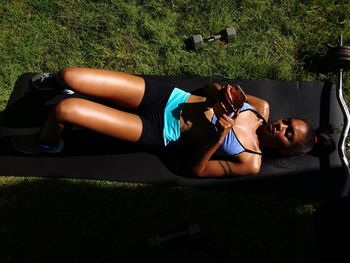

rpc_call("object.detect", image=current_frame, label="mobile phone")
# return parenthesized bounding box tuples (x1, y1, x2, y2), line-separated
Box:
(214, 84, 247, 116)
(231, 84, 247, 112)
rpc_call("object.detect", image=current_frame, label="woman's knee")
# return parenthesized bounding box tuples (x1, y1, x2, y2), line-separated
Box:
(59, 67, 80, 87)
(55, 98, 82, 122)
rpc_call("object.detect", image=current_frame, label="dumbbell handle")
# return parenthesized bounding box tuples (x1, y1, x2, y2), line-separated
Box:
(148, 231, 186, 247)
(159, 230, 187, 242)
(203, 34, 222, 42)
(148, 224, 200, 247)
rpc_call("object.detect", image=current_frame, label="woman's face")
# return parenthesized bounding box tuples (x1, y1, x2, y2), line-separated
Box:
(260, 118, 309, 155)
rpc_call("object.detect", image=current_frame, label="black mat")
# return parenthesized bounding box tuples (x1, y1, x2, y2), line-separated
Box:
(0, 73, 348, 199)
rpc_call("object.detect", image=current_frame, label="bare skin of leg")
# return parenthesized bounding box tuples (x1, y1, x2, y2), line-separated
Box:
(56, 67, 146, 108)
(38, 68, 145, 145)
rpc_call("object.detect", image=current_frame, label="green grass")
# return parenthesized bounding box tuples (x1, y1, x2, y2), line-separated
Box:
(0, 177, 320, 263)
(1, 0, 350, 262)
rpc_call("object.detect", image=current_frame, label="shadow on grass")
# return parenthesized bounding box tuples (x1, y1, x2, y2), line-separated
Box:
(0, 178, 321, 263)
(314, 196, 350, 263)
(297, 49, 343, 76)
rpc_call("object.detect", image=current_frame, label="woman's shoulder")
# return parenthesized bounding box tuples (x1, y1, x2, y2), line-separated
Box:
(246, 96, 270, 122)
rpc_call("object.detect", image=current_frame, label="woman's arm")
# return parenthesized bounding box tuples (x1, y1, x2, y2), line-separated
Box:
(204, 82, 270, 119)
(190, 115, 261, 177)
(193, 157, 261, 177)
(201, 82, 223, 106)
(246, 95, 270, 121)
(203, 83, 270, 120)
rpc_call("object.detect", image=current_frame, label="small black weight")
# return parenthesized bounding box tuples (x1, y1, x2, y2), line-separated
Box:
(189, 27, 236, 51)
(324, 45, 350, 71)
(191, 34, 204, 51)
(221, 27, 236, 42)
(148, 223, 200, 247)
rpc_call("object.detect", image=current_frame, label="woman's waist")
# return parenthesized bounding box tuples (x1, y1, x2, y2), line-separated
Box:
(179, 94, 214, 132)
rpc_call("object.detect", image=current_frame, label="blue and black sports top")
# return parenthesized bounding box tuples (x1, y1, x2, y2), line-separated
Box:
(211, 103, 266, 156)
(163, 88, 267, 157)
(163, 88, 191, 146)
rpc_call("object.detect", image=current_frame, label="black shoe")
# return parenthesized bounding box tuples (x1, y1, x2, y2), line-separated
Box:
(31, 73, 75, 95)
(11, 134, 64, 154)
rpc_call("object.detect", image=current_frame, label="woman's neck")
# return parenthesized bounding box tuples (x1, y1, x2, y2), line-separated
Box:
(256, 124, 268, 150)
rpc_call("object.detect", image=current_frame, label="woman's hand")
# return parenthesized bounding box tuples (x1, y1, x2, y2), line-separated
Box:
(216, 114, 235, 143)
(191, 113, 260, 177)
(203, 82, 223, 106)
(212, 84, 233, 117)
(213, 84, 247, 117)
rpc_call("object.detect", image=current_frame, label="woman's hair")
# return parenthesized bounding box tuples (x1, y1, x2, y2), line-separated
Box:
(294, 122, 336, 156)
(292, 120, 315, 155)
(311, 126, 336, 156)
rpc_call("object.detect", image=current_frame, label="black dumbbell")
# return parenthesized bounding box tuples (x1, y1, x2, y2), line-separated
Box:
(190, 28, 236, 51)
(324, 45, 350, 71)
(148, 223, 200, 247)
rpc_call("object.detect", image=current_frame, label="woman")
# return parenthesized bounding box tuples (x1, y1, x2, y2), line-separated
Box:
(11, 68, 330, 177)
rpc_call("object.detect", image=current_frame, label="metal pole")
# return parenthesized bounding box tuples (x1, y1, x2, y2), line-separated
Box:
(336, 35, 350, 196)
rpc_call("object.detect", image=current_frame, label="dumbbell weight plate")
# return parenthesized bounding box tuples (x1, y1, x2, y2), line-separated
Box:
(326, 47, 350, 57)
(191, 34, 204, 51)
(221, 27, 237, 42)
(324, 45, 350, 71)
(327, 46, 350, 52)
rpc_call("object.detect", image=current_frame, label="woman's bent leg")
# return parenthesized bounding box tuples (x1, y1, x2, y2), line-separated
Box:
(38, 98, 143, 145)
(57, 68, 145, 109)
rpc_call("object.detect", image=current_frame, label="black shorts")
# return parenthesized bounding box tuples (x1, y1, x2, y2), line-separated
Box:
(136, 76, 175, 147)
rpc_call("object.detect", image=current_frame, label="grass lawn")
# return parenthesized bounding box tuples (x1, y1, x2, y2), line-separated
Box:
(0, 0, 350, 262)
